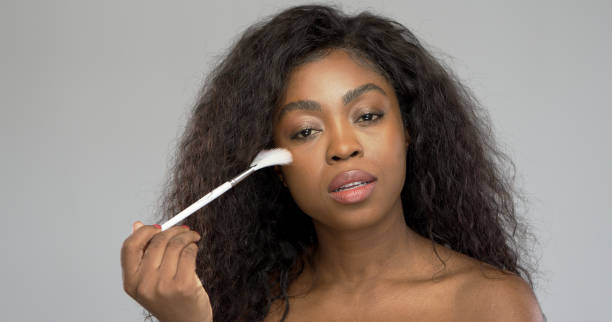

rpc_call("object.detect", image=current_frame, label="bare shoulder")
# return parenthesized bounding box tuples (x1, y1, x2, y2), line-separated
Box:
(451, 258, 544, 321)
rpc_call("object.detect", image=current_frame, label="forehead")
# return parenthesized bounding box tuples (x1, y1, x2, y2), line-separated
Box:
(282, 49, 391, 99)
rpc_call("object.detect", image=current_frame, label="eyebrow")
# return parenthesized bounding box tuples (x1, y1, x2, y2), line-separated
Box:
(276, 82, 386, 121)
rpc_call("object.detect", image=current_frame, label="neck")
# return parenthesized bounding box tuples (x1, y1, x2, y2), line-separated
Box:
(309, 198, 421, 291)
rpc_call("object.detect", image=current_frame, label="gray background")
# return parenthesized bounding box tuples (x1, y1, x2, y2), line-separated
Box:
(2, 0, 610, 321)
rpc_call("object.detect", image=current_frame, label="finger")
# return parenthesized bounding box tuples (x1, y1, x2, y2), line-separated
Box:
(175, 240, 201, 286)
(132, 221, 145, 233)
(158, 230, 201, 279)
(121, 224, 162, 278)
(139, 225, 191, 276)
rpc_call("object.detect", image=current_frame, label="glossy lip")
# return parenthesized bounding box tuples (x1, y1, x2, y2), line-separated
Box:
(328, 180, 377, 204)
(327, 169, 378, 193)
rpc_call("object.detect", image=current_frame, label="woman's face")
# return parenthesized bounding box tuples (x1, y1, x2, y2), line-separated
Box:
(273, 49, 409, 231)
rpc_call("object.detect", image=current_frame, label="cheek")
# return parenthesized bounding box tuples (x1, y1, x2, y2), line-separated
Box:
(283, 153, 322, 196)
(281, 148, 329, 216)
(370, 125, 407, 187)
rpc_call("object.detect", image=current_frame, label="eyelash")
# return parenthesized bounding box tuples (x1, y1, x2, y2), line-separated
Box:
(290, 112, 384, 141)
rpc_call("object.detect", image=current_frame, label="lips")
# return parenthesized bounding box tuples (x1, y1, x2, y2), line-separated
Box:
(328, 169, 377, 193)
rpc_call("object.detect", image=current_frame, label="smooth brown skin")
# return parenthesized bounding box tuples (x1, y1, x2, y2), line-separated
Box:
(267, 49, 544, 321)
(121, 222, 213, 322)
(120, 48, 543, 321)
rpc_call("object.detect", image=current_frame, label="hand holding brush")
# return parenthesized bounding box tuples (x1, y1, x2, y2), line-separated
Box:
(120, 148, 292, 322)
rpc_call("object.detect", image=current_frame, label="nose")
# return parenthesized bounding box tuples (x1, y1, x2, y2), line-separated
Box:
(326, 122, 363, 163)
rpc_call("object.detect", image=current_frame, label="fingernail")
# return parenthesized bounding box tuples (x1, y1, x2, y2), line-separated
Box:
(153, 224, 161, 229)
(133, 221, 143, 233)
(181, 224, 190, 229)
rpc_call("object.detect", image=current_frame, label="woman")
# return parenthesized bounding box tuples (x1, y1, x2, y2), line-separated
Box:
(121, 5, 543, 321)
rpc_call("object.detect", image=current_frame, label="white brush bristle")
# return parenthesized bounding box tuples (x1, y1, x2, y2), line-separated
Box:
(250, 148, 293, 170)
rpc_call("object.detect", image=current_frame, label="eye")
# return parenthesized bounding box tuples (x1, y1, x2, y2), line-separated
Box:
(291, 127, 319, 141)
(356, 112, 384, 123)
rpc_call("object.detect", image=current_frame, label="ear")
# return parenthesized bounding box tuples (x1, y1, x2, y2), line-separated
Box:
(274, 165, 283, 179)
(404, 128, 411, 149)
(274, 165, 288, 187)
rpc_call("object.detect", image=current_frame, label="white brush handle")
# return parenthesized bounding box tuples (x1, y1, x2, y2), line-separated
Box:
(157, 147, 290, 231)
(160, 181, 232, 231)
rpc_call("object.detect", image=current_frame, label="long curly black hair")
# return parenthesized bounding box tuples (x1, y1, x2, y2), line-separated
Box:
(147, 4, 536, 321)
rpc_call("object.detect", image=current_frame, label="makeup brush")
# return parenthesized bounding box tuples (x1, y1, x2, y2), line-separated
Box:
(160, 148, 292, 231)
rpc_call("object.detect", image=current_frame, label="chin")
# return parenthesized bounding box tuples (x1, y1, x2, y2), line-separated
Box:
(313, 201, 391, 232)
